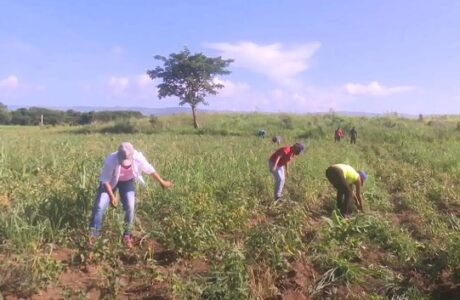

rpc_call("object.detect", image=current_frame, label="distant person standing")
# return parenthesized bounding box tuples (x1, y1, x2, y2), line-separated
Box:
(268, 143, 304, 201)
(272, 135, 281, 145)
(334, 127, 343, 142)
(257, 129, 266, 138)
(89, 142, 173, 248)
(325, 164, 366, 217)
(350, 127, 358, 144)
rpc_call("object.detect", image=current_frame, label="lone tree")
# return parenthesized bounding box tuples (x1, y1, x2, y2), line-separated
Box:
(147, 48, 233, 128)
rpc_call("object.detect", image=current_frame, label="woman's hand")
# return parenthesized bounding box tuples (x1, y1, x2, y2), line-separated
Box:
(110, 195, 118, 208)
(161, 180, 173, 189)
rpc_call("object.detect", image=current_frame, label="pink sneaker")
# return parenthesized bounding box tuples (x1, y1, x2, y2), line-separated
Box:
(123, 234, 133, 249)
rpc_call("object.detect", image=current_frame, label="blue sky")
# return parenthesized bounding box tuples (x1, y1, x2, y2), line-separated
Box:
(1, 0, 459, 114)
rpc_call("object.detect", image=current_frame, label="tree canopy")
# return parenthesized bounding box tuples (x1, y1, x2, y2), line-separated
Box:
(0, 104, 143, 126)
(147, 48, 233, 128)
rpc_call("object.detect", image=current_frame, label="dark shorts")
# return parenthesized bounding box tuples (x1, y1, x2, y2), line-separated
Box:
(325, 166, 354, 216)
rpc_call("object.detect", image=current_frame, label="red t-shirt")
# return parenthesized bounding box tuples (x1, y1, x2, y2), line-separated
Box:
(269, 146, 294, 167)
(335, 128, 343, 137)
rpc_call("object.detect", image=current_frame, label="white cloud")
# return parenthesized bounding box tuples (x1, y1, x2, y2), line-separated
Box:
(101, 74, 158, 105)
(205, 41, 320, 86)
(209, 83, 342, 113)
(0, 75, 45, 100)
(107, 74, 155, 92)
(108, 76, 129, 93)
(0, 75, 19, 89)
(343, 81, 415, 96)
(271, 88, 284, 98)
(213, 77, 249, 97)
(137, 74, 153, 88)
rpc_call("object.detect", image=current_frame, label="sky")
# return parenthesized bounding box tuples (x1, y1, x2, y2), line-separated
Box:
(1, 0, 460, 114)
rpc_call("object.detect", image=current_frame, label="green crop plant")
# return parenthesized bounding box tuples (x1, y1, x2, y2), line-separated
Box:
(202, 247, 251, 300)
(1, 114, 460, 299)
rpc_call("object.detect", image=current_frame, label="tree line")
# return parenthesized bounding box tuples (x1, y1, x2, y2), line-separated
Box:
(0, 103, 143, 126)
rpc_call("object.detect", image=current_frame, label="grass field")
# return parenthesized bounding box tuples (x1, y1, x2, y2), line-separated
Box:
(0, 113, 459, 299)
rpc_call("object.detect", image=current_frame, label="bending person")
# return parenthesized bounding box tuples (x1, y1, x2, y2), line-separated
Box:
(268, 143, 304, 201)
(89, 142, 173, 248)
(325, 164, 366, 217)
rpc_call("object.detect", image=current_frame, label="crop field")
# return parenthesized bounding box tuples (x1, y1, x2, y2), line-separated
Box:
(0, 113, 459, 299)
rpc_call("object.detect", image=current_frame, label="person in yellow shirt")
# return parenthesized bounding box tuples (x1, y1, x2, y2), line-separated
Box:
(325, 164, 366, 217)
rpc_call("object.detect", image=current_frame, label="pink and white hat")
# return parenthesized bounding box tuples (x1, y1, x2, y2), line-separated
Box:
(117, 142, 134, 165)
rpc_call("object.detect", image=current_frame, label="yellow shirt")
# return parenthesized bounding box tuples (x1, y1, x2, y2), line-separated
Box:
(333, 164, 360, 185)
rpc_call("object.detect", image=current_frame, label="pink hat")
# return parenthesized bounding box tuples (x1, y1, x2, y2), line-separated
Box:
(117, 142, 134, 165)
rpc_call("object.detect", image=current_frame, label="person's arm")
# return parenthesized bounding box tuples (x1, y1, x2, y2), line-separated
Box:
(354, 180, 364, 211)
(99, 155, 118, 207)
(149, 171, 173, 188)
(103, 182, 117, 207)
(285, 162, 289, 177)
(135, 151, 173, 188)
(271, 156, 281, 172)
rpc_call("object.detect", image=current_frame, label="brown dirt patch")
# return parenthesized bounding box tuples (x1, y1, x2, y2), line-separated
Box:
(58, 265, 99, 291)
(141, 239, 177, 266)
(28, 285, 61, 300)
(190, 259, 211, 274)
(276, 259, 319, 300)
(437, 201, 460, 217)
(248, 214, 269, 228)
(153, 250, 177, 267)
(50, 247, 73, 263)
(125, 237, 177, 267)
(311, 283, 368, 300)
(432, 284, 460, 300)
(358, 245, 386, 266)
(0, 192, 10, 208)
(388, 211, 430, 241)
(124, 282, 170, 300)
(431, 270, 460, 300)
(27, 262, 170, 300)
(171, 257, 211, 279)
(282, 290, 308, 300)
(249, 263, 279, 299)
(3, 237, 179, 300)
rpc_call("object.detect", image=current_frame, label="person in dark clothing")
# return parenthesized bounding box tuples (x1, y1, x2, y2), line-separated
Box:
(325, 164, 366, 217)
(257, 129, 266, 138)
(350, 127, 357, 144)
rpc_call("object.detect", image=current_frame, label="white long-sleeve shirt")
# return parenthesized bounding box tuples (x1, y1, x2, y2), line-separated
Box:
(99, 150, 156, 188)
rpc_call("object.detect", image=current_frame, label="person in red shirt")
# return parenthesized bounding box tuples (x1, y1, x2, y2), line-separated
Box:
(334, 127, 343, 142)
(268, 143, 304, 201)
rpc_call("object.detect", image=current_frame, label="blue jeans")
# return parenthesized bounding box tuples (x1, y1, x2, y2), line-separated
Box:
(89, 179, 135, 237)
(269, 161, 285, 200)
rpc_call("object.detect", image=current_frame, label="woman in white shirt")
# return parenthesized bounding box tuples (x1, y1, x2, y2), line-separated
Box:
(89, 142, 172, 248)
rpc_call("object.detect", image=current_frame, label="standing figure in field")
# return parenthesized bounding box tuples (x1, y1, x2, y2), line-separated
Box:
(272, 135, 281, 145)
(350, 127, 358, 144)
(334, 127, 343, 142)
(325, 164, 366, 217)
(89, 142, 173, 248)
(268, 143, 304, 201)
(257, 129, 266, 138)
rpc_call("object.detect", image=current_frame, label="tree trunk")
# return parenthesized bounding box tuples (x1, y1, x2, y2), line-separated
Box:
(191, 105, 199, 129)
